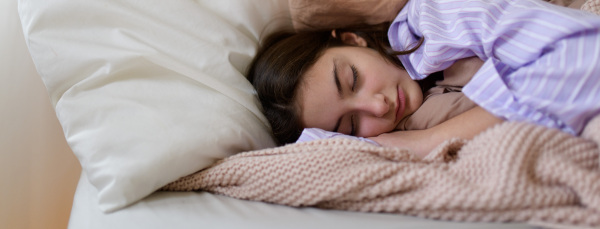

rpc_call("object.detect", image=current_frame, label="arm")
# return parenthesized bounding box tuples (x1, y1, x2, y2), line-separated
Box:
(391, 0, 600, 135)
(289, 0, 407, 31)
(289, 0, 589, 32)
(370, 106, 503, 159)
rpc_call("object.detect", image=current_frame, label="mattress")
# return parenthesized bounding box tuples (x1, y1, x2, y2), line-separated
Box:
(68, 173, 534, 229)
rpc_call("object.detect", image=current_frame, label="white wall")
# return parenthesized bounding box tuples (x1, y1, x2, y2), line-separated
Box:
(0, 0, 82, 228)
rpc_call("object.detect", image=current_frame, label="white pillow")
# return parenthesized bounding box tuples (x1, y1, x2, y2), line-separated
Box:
(19, 0, 289, 212)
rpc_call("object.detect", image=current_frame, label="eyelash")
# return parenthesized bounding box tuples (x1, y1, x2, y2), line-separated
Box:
(350, 65, 359, 91)
(350, 65, 358, 135)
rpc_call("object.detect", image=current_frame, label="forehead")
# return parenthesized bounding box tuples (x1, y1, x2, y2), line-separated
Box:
(303, 51, 335, 83)
(301, 46, 356, 83)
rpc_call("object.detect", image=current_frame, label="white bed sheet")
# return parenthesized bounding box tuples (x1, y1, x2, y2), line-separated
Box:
(69, 173, 535, 229)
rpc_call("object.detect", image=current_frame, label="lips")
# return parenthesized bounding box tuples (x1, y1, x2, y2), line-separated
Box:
(396, 86, 406, 123)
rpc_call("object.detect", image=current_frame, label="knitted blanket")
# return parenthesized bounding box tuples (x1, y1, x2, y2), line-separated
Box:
(163, 115, 600, 227)
(582, 0, 600, 15)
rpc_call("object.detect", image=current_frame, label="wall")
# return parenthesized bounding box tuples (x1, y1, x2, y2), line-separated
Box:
(0, 0, 82, 228)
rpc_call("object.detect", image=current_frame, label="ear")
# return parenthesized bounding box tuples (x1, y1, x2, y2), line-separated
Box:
(332, 30, 368, 47)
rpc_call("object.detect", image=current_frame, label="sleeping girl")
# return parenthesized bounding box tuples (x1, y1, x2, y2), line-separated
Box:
(248, 0, 600, 158)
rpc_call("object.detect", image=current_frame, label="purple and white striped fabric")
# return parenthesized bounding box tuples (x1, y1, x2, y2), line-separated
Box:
(388, 0, 600, 135)
(296, 128, 380, 145)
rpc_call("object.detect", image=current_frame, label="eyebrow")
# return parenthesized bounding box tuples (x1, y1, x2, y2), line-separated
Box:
(332, 59, 342, 132)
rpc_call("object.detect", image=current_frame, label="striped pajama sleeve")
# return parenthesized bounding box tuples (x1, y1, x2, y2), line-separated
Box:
(388, 0, 600, 135)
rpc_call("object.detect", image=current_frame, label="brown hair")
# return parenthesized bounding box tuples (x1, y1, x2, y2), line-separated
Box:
(247, 24, 423, 145)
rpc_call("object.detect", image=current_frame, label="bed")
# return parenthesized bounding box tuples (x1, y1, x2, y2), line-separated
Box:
(70, 172, 537, 229)
(16, 0, 599, 228)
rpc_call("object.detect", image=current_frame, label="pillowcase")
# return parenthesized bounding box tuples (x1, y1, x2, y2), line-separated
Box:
(19, 0, 290, 212)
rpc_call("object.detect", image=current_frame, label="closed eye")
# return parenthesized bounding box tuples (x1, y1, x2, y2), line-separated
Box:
(351, 64, 359, 91)
(349, 64, 359, 135)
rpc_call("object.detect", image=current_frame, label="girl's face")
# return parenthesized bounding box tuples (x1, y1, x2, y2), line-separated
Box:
(297, 45, 423, 137)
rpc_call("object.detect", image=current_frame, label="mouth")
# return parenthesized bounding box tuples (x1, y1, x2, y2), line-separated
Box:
(395, 86, 406, 123)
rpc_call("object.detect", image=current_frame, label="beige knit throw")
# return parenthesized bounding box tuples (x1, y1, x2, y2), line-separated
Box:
(582, 0, 600, 15)
(163, 116, 600, 227)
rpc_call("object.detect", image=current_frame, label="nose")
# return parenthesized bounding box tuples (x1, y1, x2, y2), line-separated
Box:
(352, 94, 389, 117)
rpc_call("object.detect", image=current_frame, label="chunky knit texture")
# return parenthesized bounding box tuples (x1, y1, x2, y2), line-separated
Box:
(163, 117, 600, 226)
(582, 0, 600, 14)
